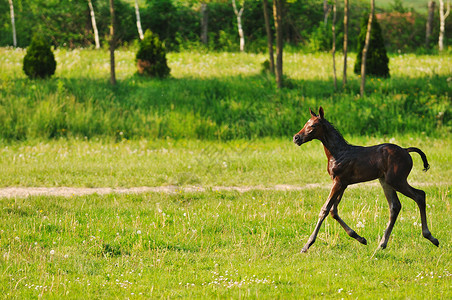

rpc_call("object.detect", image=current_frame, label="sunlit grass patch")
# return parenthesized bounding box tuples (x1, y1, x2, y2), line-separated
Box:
(0, 137, 449, 188)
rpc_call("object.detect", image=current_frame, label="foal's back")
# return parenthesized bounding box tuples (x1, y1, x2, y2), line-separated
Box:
(328, 143, 413, 185)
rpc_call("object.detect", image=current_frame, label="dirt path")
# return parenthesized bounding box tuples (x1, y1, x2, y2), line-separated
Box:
(0, 182, 449, 198)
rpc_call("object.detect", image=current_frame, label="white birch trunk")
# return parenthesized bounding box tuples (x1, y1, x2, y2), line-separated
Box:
(8, 0, 17, 47)
(201, 3, 208, 45)
(332, 0, 337, 90)
(343, 0, 349, 87)
(88, 0, 100, 49)
(439, 0, 451, 51)
(323, 0, 331, 27)
(426, 1, 435, 48)
(262, 0, 274, 74)
(360, 0, 374, 97)
(135, 0, 144, 40)
(232, 0, 245, 52)
(109, 0, 116, 85)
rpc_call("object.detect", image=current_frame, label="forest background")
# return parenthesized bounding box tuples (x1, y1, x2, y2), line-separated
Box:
(1, 0, 451, 53)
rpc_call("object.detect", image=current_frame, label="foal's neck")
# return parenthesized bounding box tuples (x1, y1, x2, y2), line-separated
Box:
(319, 121, 350, 158)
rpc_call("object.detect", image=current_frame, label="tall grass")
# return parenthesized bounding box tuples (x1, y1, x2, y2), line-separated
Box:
(0, 48, 450, 141)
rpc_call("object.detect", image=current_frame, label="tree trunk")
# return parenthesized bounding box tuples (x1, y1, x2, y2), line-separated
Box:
(201, 2, 208, 46)
(88, 0, 100, 49)
(332, 0, 337, 90)
(323, 0, 331, 28)
(438, 0, 450, 52)
(343, 0, 349, 87)
(135, 0, 144, 40)
(262, 0, 275, 74)
(360, 0, 374, 97)
(426, 1, 436, 48)
(273, 0, 284, 88)
(8, 0, 16, 47)
(232, 0, 245, 52)
(109, 0, 116, 85)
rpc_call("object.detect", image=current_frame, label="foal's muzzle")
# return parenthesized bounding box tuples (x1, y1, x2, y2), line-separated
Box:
(293, 134, 303, 146)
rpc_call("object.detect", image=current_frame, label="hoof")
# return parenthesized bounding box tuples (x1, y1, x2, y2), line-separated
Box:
(359, 237, 368, 245)
(301, 247, 308, 253)
(431, 238, 439, 247)
(378, 243, 387, 249)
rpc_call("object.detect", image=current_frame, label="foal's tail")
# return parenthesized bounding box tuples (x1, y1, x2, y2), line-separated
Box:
(406, 147, 430, 172)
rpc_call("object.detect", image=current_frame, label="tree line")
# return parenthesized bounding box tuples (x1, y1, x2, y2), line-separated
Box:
(1, 0, 450, 53)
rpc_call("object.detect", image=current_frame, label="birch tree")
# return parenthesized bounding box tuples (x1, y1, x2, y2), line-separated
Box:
(425, 1, 435, 48)
(109, 0, 116, 85)
(332, 0, 337, 90)
(343, 0, 349, 87)
(262, 0, 274, 74)
(323, 0, 331, 27)
(438, 0, 451, 51)
(8, 0, 17, 47)
(232, 0, 245, 52)
(201, 2, 208, 45)
(88, 0, 100, 49)
(360, 0, 374, 97)
(273, 0, 284, 88)
(135, 0, 144, 40)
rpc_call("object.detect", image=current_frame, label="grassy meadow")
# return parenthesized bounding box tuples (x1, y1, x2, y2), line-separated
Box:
(1, 187, 451, 298)
(0, 136, 450, 188)
(0, 47, 451, 298)
(0, 48, 450, 141)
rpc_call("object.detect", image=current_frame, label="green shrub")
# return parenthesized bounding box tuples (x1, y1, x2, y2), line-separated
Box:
(23, 34, 57, 79)
(354, 14, 390, 78)
(136, 30, 170, 78)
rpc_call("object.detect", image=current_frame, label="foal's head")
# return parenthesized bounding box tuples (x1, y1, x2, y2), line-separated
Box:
(293, 107, 325, 146)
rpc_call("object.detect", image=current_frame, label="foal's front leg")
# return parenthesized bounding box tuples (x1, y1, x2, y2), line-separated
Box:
(301, 181, 345, 253)
(329, 191, 368, 245)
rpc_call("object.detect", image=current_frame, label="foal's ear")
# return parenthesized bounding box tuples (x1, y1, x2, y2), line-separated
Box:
(318, 107, 324, 119)
(309, 108, 317, 117)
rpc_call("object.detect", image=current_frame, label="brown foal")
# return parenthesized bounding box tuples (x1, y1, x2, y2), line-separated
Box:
(293, 107, 439, 253)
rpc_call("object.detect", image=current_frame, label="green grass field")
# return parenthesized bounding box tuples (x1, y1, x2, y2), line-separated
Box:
(1, 187, 451, 298)
(0, 47, 451, 298)
(0, 137, 450, 188)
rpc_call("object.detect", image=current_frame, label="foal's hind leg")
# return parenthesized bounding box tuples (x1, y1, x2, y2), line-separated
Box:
(391, 181, 439, 247)
(378, 179, 402, 249)
(330, 191, 367, 245)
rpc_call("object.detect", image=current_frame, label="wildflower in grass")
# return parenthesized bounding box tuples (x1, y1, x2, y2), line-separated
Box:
(50, 250, 55, 255)
(136, 230, 142, 235)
